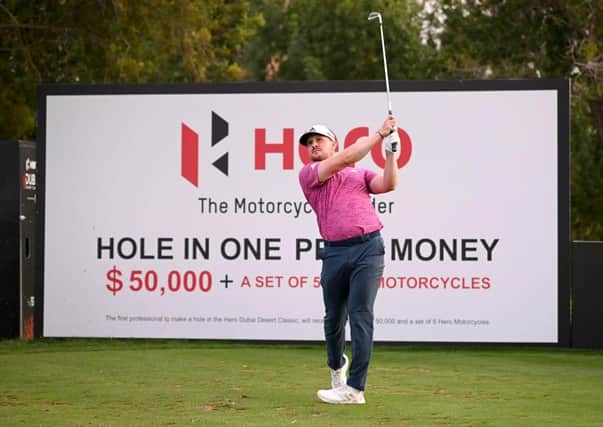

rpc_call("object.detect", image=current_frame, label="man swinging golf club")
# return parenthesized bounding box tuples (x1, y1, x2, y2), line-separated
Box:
(298, 114, 399, 405)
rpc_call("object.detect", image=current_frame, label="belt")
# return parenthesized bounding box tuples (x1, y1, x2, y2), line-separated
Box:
(323, 230, 381, 247)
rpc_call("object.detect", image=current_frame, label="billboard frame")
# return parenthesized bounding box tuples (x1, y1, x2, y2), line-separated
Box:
(35, 79, 570, 346)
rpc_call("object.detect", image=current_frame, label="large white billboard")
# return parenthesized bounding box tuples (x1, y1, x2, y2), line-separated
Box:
(37, 80, 570, 343)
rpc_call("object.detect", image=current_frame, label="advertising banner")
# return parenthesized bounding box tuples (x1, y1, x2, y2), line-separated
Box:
(38, 80, 569, 343)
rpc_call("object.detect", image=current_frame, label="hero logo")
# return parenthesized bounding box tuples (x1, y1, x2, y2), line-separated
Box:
(181, 111, 229, 187)
(181, 114, 413, 187)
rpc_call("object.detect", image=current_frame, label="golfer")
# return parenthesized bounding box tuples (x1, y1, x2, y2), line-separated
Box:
(298, 115, 399, 404)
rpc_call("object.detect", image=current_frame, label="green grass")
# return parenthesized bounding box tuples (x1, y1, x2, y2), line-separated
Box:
(0, 340, 602, 426)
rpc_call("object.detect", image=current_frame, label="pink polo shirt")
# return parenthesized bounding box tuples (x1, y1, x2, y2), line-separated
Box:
(299, 162, 383, 241)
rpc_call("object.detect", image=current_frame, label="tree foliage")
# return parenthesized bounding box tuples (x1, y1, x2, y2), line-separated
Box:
(244, 0, 432, 81)
(0, 0, 263, 140)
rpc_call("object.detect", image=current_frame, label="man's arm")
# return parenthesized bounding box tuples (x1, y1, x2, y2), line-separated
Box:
(369, 150, 398, 194)
(317, 116, 397, 183)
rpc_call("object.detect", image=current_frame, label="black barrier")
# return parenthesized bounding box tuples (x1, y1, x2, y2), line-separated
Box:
(0, 140, 37, 339)
(571, 241, 603, 348)
(0, 141, 20, 338)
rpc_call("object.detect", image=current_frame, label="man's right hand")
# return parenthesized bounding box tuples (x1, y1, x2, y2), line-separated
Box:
(379, 115, 397, 137)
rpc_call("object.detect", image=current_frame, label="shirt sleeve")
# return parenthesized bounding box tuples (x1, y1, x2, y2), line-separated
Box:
(364, 169, 378, 191)
(299, 162, 321, 191)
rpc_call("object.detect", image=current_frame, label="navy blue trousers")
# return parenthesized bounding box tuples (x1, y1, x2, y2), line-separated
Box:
(319, 234, 384, 391)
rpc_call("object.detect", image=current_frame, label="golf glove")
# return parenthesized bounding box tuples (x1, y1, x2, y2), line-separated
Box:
(385, 128, 400, 153)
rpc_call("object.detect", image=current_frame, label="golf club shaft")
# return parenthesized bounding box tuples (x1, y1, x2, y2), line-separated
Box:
(377, 20, 392, 115)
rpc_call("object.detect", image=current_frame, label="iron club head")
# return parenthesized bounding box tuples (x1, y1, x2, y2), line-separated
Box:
(368, 11, 382, 23)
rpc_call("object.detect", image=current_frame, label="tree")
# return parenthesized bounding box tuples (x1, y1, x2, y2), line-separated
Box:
(0, 0, 263, 140)
(244, 0, 432, 81)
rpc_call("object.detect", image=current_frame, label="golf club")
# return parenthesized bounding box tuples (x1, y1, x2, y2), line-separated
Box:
(368, 11, 400, 152)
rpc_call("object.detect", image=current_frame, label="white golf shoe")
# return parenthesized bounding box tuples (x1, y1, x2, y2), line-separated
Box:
(317, 385, 366, 404)
(330, 354, 349, 388)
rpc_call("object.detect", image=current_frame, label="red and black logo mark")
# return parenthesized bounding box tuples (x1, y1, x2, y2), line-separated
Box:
(181, 111, 229, 187)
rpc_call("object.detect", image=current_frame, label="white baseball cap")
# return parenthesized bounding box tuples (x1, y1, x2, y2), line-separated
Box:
(299, 124, 337, 146)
